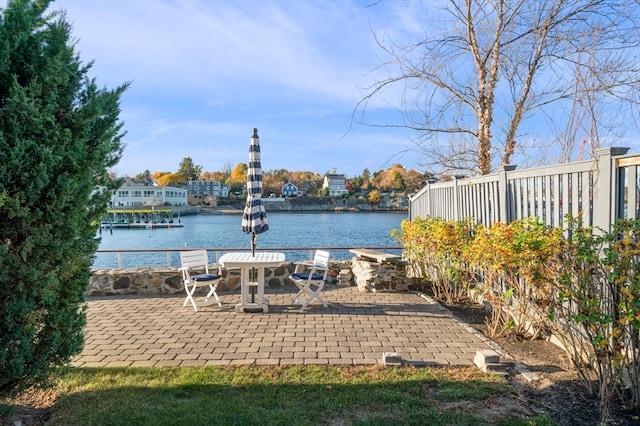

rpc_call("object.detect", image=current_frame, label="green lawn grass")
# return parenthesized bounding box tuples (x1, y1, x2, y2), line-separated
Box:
(9, 365, 555, 425)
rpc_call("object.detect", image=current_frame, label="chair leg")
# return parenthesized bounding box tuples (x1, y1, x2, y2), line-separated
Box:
(292, 290, 304, 304)
(297, 283, 328, 311)
(204, 284, 222, 307)
(313, 292, 328, 307)
(292, 282, 305, 305)
(183, 284, 199, 312)
(299, 292, 317, 310)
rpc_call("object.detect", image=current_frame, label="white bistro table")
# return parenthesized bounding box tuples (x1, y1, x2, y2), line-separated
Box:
(219, 252, 285, 313)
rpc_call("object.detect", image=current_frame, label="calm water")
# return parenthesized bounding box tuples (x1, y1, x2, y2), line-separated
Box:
(94, 211, 407, 269)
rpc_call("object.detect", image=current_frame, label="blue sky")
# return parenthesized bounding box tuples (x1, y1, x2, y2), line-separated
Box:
(50, 0, 429, 178)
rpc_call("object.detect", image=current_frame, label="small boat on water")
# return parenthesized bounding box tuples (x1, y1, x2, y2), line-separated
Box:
(101, 207, 184, 229)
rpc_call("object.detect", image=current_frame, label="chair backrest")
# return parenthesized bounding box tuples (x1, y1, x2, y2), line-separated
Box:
(313, 250, 330, 270)
(180, 250, 210, 274)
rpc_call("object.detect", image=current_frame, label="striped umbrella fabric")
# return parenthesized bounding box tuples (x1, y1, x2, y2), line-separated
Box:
(241, 128, 269, 256)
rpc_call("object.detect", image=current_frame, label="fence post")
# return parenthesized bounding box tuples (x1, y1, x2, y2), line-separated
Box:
(453, 177, 460, 221)
(499, 165, 517, 224)
(425, 181, 433, 219)
(593, 147, 630, 234)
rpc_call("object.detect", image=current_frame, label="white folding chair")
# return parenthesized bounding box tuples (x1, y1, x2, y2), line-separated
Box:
(289, 250, 330, 311)
(179, 250, 222, 312)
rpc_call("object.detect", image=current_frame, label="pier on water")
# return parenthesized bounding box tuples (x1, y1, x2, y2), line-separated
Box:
(101, 207, 183, 229)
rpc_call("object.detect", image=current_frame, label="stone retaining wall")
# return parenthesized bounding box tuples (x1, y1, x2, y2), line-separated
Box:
(87, 259, 386, 297)
(350, 258, 410, 292)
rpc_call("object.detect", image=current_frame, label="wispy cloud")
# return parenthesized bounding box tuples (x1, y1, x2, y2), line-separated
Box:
(47, 0, 427, 177)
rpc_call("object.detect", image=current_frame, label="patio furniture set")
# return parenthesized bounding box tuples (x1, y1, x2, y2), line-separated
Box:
(179, 249, 330, 313)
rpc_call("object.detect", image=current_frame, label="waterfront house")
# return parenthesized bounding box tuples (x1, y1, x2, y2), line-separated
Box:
(187, 180, 230, 204)
(281, 182, 299, 198)
(322, 171, 348, 197)
(298, 180, 317, 196)
(109, 184, 187, 207)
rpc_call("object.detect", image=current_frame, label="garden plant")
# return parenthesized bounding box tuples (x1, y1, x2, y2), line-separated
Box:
(0, 0, 127, 396)
(395, 215, 640, 423)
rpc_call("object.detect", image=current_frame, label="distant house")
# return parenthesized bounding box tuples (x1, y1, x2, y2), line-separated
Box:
(109, 185, 187, 207)
(187, 180, 230, 204)
(322, 172, 348, 197)
(281, 182, 299, 198)
(298, 180, 317, 196)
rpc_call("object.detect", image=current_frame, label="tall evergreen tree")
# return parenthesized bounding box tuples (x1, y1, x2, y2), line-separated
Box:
(177, 157, 202, 182)
(0, 0, 128, 395)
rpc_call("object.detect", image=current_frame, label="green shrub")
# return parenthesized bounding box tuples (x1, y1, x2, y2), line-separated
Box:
(465, 218, 564, 338)
(393, 216, 476, 303)
(0, 0, 127, 395)
(397, 213, 640, 421)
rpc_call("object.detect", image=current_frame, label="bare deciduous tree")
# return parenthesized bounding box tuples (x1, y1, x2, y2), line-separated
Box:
(356, 0, 640, 175)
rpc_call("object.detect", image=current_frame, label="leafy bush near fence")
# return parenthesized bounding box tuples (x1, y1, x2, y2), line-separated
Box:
(395, 216, 563, 335)
(392, 217, 475, 303)
(465, 218, 564, 338)
(394, 215, 640, 422)
(549, 217, 640, 423)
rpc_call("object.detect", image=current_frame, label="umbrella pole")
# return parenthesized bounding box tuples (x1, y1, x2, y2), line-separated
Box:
(250, 266, 256, 303)
(250, 234, 256, 302)
(251, 233, 256, 257)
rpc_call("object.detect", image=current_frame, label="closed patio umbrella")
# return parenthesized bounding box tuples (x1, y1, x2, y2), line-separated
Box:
(241, 128, 269, 256)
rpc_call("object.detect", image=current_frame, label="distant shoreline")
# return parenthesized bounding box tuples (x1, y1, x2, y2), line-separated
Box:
(198, 205, 408, 215)
(199, 206, 243, 215)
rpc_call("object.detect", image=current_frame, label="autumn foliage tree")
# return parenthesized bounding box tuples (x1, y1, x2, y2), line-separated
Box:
(226, 162, 247, 193)
(0, 0, 128, 395)
(367, 189, 381, 205)
(201, 170, 227, 182)
(151, 170, 170, 181)
(155, 173, 183, 186)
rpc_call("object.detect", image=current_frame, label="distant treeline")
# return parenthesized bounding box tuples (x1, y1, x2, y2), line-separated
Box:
(127, 162, 428, 196)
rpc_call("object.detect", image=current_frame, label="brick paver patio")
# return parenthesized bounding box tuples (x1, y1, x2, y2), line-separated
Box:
(73, 285, 494, 368)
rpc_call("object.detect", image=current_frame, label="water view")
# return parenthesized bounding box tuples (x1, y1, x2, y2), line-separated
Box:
(94, 211, 407, 269)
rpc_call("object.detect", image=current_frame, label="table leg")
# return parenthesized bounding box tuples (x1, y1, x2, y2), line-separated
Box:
(235, 267, 248, 313)
(235, 266, 268, 313)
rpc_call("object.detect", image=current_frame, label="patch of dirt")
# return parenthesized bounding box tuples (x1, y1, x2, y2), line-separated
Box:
(0, 387, 57, 426)
(445, 301, 640, 425)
